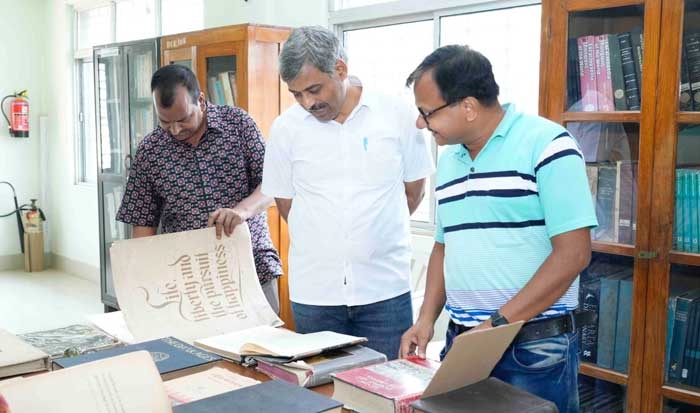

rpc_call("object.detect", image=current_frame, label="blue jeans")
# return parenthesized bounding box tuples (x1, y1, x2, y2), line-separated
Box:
(441, 320, 580, 413)
(291, 292, 412, 360)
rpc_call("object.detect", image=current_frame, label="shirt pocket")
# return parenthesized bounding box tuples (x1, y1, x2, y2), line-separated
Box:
(361, 135, 402, 187)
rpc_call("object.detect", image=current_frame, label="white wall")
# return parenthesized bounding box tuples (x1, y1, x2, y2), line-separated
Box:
(0, 0, 48, 266)
(203, 0, 328, 28)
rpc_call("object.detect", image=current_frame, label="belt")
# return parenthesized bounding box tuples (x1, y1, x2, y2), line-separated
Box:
(451, 311, 592, 344)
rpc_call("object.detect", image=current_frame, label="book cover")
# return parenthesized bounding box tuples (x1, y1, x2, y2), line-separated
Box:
(18, 323, 120, 359)
(579, 35, 598, 111)
(683, 297, 700, 385)
(667, 289, 700, 383)
(618, 32, 641, 110)
(595, 34, 615, 112)
(615, 160, 635, 244)
(597, 271, 631, 369)
(164, 366, 260, 405)
(579, 269, 602, 363)
(567, 37, 581, 109)
(613, 276, 633, 373)
(607, 33, 627, 111)
(53, 336, 221, 380)
(255, 345, 387, 387)
(331, 356, 441, 413)
(173, 379, 342, 413)
(593, 165, 617, 242)
(411, 377, 557, 413)
(0, 329, 48, 379)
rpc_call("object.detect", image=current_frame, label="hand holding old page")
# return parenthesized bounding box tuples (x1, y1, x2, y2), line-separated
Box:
(110, 225, 282, 342)
(0, 351, 171, 413)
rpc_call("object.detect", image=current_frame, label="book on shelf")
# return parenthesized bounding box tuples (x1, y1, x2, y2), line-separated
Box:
(163, 365, 260, 406)
(612, 276, 634, 373)
(53, 336, 221, 380)
(0, 351, 172, 413)
(194, 325, 366, 363)
(172, 379, 343, 413)
(411, 377, 557, 413)
(18, 323, 120, 360)
(596, 270, 633, 369)
(667, 289, 700, 383)
(682, 295, 700, 386)
(0, 328, 48, 379)
(332, 322, 523, 413)
(109, 225, 283, 344)
(618, 31, 641, 110)
(255, 344, 387, 388)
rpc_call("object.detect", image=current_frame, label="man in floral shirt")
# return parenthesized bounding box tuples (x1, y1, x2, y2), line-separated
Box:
(116, 64, 282, 311)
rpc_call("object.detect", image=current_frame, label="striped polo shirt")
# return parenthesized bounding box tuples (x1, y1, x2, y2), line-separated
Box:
(435, 104, 598, 327)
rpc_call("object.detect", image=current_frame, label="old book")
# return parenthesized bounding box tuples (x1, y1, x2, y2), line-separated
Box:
(194, 325, 366, 362)
(53, 336, 221, 380)
(173, 379, 342, 413)
(0, 351, 171, 413)
(255, 345, 387, 387)
(164, 366, 260, 405)
(331, 356, 442, 413)
(0, 329, 48, 379)
(109, 225, 282, 343)
(18, 323, 121, 359)
(411, 377, 557, 413)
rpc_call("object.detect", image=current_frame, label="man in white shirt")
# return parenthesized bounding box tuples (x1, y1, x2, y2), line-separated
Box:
(262, 26, 434, 359)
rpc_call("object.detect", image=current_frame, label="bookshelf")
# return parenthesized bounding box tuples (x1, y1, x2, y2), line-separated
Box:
(160, 24, 295, 328)
(94, 38, 160, 311)
(540, 0, 700, 411)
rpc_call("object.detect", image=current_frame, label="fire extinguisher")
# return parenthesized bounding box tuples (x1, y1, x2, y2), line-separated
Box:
(1, 90, 29, 138)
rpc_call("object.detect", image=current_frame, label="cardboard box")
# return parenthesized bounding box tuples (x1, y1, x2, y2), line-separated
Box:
(23, 231, 44, 272)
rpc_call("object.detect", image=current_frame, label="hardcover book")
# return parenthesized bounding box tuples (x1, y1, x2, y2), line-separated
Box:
(18, 323, 121, 359)
(0, 328, 48, 379)
(163, 366, 260, 405)
(172, 379, 342, 413)
(194, 325, 366, 362)
(255, 344, 387, 387)
(53, 336, 221, 380)
(0, 351, 172, 413)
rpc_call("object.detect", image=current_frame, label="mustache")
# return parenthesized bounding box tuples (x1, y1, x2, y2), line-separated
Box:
(309, 103, 327, 111)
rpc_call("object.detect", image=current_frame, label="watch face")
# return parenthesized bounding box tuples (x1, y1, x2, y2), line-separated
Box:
(491, 312, 508, 326)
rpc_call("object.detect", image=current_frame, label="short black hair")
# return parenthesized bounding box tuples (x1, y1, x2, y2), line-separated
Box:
(151, 64, 201, 108)
(406, 45, 500, 107)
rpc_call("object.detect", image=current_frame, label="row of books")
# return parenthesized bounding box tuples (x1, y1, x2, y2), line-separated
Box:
(674, 168, 700, 253)
(666, 288, 700, 387)
(578, 259, 634, 373)
(586, 161, 638, 245)
(207, 71, 238, 107)
(567, 29, 643, 112)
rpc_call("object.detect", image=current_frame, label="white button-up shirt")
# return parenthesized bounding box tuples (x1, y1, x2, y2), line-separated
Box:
(262, 82, 434, 306)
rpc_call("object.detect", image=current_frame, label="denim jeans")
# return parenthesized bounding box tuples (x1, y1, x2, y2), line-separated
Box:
(291, 292, 413, 360)
(441, 320, 580, 413)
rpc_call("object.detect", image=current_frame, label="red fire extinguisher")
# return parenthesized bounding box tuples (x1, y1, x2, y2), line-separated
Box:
(1, 90, 29, 138)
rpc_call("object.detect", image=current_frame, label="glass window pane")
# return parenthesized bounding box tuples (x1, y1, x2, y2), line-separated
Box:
(79, 60, 97, 183)
(116, 0, 156, 42)
(440, 5, 542, 115)
(162, 0, 204, 36)
(77, 6, 113, 49)
(339, 0, 395, 9)
(344, 20, 435, 223)
(674, 124, 700, 253)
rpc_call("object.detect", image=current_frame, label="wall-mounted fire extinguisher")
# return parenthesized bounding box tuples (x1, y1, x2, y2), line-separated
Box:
(1, 90, 29, 138)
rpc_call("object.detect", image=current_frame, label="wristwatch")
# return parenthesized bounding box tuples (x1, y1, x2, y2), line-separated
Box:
(490, 310, 510, 327)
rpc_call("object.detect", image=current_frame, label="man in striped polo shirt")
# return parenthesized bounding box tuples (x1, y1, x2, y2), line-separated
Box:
(399, 45, 597, 412)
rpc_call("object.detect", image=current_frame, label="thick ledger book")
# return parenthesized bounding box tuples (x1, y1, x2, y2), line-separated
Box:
(0, 351, 172, 413)
(255, 344, 387, 387)
(0, 328, 48, 378)
(331, 356, 442, 413)
(52, 336, 221, 380)
(163, 366, 260, 405)
(411, 377, 558, 413)
(194, 325, 365, 362)
(18, 323, 120, 359)
(172, 378, 342, 413)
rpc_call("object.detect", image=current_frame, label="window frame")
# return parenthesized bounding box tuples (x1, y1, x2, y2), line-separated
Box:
(330, 0, 541, 230)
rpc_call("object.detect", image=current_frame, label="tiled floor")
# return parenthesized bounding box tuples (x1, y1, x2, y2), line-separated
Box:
(0, 269, 103, 334)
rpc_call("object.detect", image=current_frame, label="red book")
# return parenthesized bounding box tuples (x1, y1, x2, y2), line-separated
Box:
(331, 356, 441, 413)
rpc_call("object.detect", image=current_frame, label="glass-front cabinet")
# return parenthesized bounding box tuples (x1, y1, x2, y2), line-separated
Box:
(94, 38, 159, 310)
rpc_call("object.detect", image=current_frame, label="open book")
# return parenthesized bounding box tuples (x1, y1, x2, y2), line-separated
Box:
(0, 328, 48, 379)
(194, 325, 366, 362)
(109, 225, 282, 343)
(0, 351, 171, 413)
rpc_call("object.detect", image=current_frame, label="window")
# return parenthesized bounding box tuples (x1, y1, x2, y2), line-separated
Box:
(337, 1, 542, 227)
(162, 0, 204, 35)
(116, 0, 157, 42)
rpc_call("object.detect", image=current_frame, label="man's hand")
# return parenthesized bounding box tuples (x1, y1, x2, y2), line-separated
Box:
(208, 207, 249, 239)
(399, 319, 434, 359)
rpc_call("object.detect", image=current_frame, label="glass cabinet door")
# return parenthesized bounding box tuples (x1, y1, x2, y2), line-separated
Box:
(125, 42, 157, 152)
(95, 47, 130, 308)
(163, 47, 194, 71)
(198, 43, 242, 107)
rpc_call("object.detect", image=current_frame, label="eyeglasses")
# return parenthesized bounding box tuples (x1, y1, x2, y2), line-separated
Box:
(417, 98, 464, 126)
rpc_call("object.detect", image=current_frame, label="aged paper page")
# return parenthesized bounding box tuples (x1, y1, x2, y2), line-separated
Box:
(0, 351, 171, 413)
(164, 366, 259, 405)
(110, 225, 282, 342)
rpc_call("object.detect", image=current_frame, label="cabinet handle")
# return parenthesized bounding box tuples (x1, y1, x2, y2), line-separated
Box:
(124, 154, 132, 171)
(637, 250, 658, 260)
